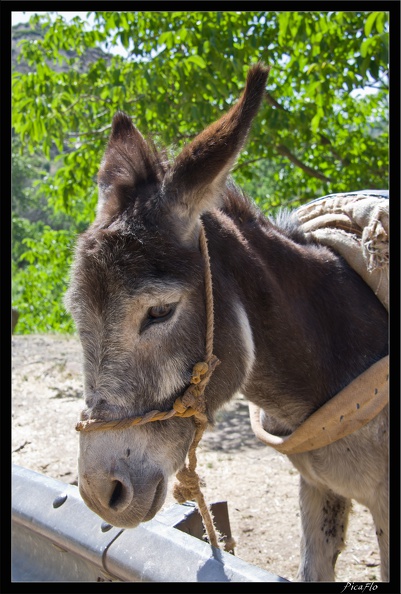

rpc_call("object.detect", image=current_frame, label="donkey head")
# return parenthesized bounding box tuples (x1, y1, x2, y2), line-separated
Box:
(65, 64, 269, 528)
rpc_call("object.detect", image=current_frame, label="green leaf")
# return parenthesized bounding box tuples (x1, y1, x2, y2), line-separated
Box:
(360, 37, 373, 59)
(120, 30, 130, 50)
(158, 31, 175, 49)
(178, 27, 188, 41)
(311, 112, 321, 133)
(375, 12, 385, 34)
(186, 55, 206, 68)
(364, 12, 378, 37)
(278, 12, 290, 45)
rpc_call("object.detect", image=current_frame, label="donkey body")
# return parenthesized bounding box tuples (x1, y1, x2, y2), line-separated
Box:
(66, 64, 388, 581)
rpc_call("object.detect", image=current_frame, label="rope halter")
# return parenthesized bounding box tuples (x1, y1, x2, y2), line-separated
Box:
(75, 221, 222, 548)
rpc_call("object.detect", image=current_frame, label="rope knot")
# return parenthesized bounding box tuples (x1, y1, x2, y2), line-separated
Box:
(173, 466, 202, 504)
(172, 398, 189, 415)
(191, 361, 209, 384)
(173, 399, 199, 418)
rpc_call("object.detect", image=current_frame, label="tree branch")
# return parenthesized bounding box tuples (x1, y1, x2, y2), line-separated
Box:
(264, 91, 349, 167)
(276, 144, 331, 183)
(232, 156, 269, 171)
(319, 134, 350, 166)
(175, 132, 197, 141)
(66, 124, 111, 138)
(264, 91, 290, 112)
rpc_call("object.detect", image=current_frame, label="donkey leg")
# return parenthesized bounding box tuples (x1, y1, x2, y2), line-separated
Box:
(297, 476, 351, 581)
(370, 484, 389, 581)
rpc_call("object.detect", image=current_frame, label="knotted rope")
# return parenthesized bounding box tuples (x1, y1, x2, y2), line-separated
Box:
(173, 416, 220, 548)
(76, 222, 222, 549)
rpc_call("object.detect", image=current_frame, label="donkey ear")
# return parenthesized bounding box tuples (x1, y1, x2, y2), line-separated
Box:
(164, 63, 269, 237)
(96, 112, 161, 221)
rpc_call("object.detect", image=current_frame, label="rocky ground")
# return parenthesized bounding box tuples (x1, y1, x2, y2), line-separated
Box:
(12, 335, 382, 583)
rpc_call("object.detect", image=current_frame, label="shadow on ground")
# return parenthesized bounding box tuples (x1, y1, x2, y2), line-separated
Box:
(202, 395, 265, 452)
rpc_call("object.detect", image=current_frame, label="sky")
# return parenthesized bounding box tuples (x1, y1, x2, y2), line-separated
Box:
(12, 11, 93, 27)
(11, 10, 128, 57)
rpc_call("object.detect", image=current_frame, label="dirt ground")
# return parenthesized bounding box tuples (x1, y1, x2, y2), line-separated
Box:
(12, 334, 383, 583)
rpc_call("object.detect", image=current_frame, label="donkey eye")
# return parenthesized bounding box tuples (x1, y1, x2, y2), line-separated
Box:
(148, 305, 173, 320)
(141, 303, 176, 333)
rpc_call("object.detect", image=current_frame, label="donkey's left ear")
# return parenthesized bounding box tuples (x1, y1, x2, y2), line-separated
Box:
(164, 63, 269, 240)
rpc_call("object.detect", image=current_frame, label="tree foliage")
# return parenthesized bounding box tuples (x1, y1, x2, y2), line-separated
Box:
(12, 10, 389, 333)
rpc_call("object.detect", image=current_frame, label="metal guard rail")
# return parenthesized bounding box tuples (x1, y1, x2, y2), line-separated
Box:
(12, 464, 288, 582)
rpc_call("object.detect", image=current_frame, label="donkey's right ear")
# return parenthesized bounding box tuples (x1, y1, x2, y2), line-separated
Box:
(96, 112, 161, 222)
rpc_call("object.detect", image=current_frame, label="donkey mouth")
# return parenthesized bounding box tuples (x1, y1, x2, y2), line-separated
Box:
(142, 476, 167, 522)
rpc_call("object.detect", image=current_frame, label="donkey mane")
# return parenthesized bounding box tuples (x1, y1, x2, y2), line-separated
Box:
(219, 182, 310, 246)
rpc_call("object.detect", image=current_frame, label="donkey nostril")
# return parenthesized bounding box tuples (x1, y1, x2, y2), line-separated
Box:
(109, 480, 124, 509)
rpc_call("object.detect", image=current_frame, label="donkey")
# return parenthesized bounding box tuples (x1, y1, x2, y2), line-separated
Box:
(65, 63, 389, 581)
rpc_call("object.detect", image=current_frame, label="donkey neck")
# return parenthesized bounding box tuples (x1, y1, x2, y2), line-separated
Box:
(205, 206, 388, 434)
